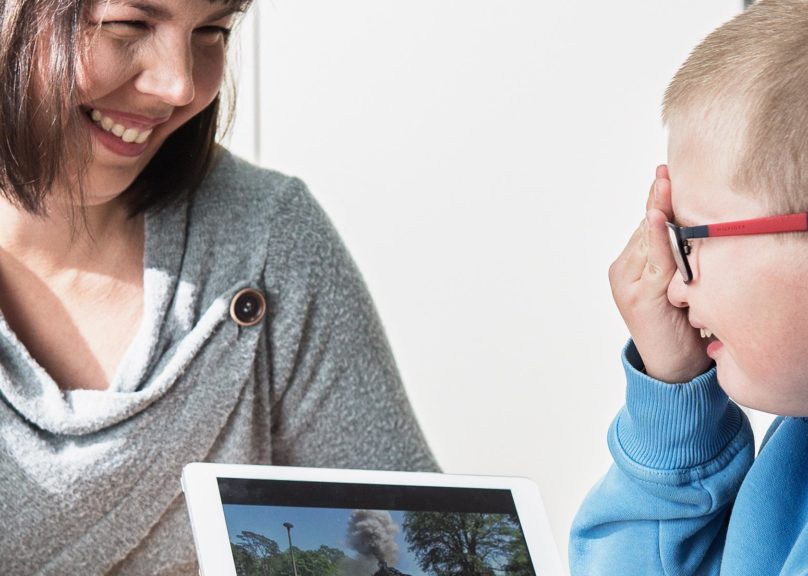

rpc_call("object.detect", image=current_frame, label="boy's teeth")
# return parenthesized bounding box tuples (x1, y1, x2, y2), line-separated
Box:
(700, 328, 713, 339)
(88, 108, 153, 144)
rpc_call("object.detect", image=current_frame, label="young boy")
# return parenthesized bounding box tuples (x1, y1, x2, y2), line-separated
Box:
(570, 1, 808, 573)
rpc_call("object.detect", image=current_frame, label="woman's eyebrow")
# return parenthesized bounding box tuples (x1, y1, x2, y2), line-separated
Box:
(103, 1, 241, 21)
(206, 3, 244, 20)
(104, 0, 170, 19)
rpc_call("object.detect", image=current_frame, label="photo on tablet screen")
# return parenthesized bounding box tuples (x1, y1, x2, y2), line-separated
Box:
(218, 478, 537, 576)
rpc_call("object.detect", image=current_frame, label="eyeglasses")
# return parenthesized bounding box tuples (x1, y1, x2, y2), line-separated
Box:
(666, 212, 808, 283)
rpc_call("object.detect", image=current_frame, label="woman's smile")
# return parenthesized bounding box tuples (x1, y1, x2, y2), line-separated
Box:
(82, 106, 173, 157)
(89, 109, 158, 143)
(84, 111, 152, 157)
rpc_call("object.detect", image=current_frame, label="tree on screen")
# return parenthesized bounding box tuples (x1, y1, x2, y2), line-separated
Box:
(233, 531, 280, 576)
(502, 522, 533, 576)
(403, 512, 530, 576)
(231, 543, 255, 576)
(271, 545, 345, 576)
(230, 536, 346, 576)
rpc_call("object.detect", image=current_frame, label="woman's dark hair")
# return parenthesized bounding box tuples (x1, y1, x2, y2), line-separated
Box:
(0, 0, 252, 216)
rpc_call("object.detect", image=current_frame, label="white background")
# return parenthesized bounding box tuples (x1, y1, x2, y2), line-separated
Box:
(224, 1, 769, 571)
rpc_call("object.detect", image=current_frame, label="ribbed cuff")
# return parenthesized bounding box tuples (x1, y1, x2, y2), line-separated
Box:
(610, 340, 745, 474)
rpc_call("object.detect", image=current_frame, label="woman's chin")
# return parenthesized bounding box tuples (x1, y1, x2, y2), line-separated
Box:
(45, 180, 134, 211)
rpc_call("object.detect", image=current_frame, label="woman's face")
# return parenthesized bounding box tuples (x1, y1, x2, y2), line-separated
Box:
(75, 0, 239, 205)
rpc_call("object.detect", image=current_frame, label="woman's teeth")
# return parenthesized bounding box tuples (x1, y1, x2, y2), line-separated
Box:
(89, 109, 153, 144)
(700, 328, 713, 339)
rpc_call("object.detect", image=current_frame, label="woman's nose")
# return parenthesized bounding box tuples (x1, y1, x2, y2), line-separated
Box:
(134, 38, 195, 107)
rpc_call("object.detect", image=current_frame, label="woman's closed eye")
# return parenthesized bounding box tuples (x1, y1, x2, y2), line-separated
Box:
(194, 26, 232, 44)
(96, 20, 152, 39)
(93, 22, 231, 43)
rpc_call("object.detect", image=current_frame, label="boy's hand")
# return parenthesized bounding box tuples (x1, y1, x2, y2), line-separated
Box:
(608, 165, 712, 383)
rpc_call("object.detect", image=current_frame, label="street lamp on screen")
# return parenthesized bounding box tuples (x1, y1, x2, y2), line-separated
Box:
(282, 522, 299, 576)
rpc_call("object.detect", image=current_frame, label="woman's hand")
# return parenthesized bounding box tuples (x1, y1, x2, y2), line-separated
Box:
(608, 165, 711, 383)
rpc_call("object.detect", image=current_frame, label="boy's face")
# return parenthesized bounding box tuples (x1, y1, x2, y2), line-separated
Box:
(666, 122, 808, 416)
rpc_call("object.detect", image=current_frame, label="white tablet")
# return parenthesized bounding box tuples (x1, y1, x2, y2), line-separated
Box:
(181, 463, 564, 576)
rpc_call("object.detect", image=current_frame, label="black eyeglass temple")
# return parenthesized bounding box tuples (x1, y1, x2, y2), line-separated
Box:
(677, 224, 710, 240)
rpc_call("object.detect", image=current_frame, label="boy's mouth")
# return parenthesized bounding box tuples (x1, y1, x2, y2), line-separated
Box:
(699, 327, 723, 358)
(700, 327, 720, 344)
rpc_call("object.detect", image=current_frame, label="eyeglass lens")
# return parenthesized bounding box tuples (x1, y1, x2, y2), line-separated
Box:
(665, 223, 693, 283)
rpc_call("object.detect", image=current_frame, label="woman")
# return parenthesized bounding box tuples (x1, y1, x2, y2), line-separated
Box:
(0, 1, 436, 574)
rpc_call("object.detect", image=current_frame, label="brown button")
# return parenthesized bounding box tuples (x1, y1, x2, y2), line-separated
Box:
(230, 288, 267, 327)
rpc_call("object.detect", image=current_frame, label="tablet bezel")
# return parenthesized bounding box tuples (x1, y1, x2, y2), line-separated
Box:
(181, 463, 564, 576)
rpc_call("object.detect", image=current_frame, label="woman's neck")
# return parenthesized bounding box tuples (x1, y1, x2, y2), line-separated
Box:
(0, 195, 146, 391)
(0, 194, 144, 278)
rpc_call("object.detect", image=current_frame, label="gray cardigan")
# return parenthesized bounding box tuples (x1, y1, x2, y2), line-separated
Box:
(0, 150, 437, 575)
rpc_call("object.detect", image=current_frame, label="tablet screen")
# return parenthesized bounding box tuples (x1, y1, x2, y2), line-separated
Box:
(218, 478, 537, 576)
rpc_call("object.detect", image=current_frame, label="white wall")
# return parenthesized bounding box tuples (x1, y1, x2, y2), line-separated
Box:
(225, 1, 757, 570)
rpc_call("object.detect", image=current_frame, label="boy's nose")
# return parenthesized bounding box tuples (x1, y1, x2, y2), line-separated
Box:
(667, 269, 689, 308)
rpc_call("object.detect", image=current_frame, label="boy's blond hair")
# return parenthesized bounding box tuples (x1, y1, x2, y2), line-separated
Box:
(663, 0, 808, 213)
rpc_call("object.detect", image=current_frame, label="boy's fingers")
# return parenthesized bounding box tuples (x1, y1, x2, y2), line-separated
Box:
(612, 167, 676, 297)
(645, 178, 656, 211)
(610, 220, 648, 283)
(652, 175, 674, 220)
(645, 172, 672, 215)
(642, 208, 676, 288)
